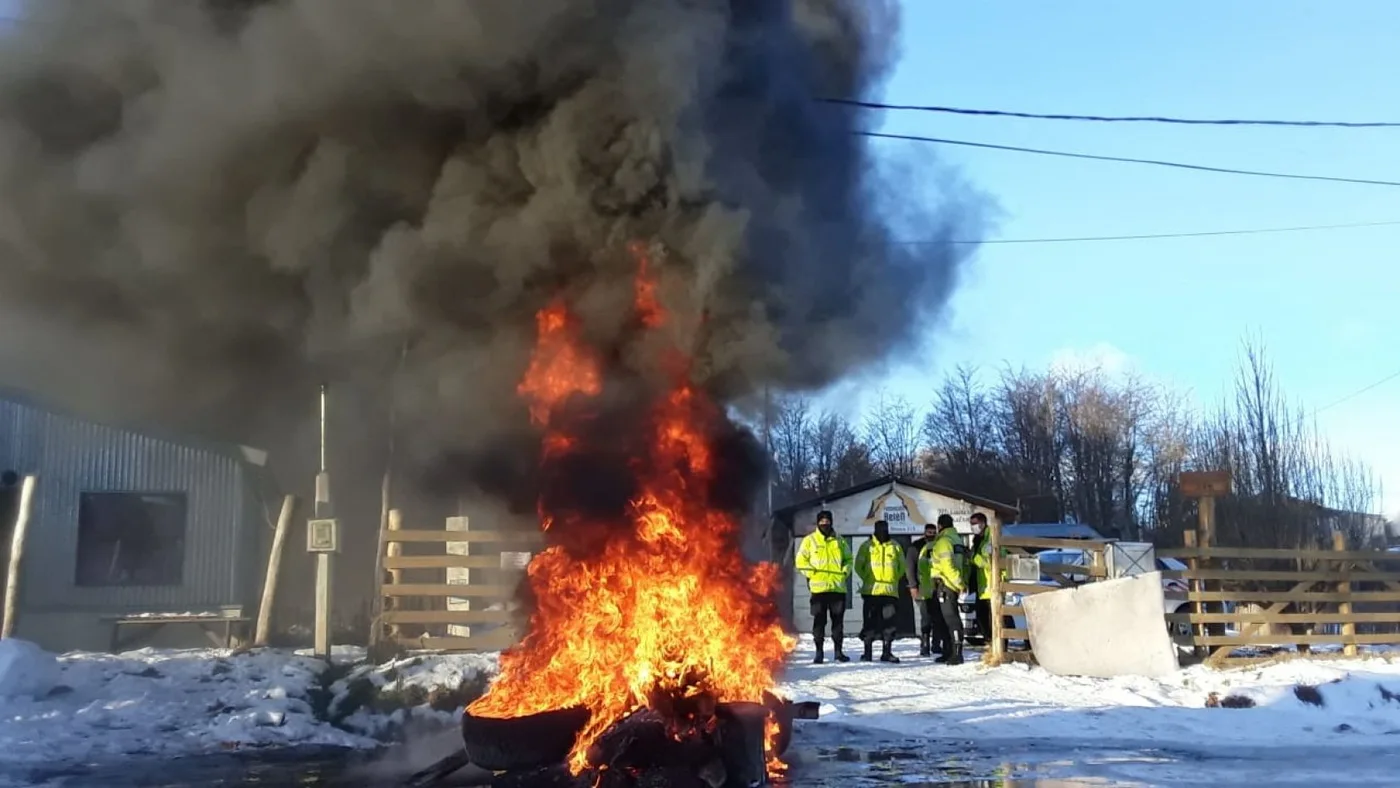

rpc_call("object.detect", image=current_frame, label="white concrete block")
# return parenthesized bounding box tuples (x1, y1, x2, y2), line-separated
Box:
(1022, 571, 1178, 678)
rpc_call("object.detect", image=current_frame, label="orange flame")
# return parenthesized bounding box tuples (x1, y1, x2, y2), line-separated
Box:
(470, 246, 796, 776)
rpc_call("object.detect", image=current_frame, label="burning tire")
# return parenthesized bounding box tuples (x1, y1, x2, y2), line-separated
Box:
(459, 706, 590, 772)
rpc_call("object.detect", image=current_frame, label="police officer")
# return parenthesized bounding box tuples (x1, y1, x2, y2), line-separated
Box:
(920, 514, 966, 665)
(795, 509, 852, 664)
(906, 521, 940, 656)
(968, 512, 994, 644)
(855, 519, 904, 663)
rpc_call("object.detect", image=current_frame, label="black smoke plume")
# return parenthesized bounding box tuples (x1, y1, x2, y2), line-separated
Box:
(0, 0, 979, 517)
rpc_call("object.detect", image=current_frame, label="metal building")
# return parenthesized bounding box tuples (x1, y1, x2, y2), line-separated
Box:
(0, 390, 274, 652)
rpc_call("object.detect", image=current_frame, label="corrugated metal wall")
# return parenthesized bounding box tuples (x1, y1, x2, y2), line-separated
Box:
(0, 397, 259, 613)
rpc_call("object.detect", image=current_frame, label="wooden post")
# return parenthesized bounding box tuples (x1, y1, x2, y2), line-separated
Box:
(1180, 470, 1231, 645)
(368, 470, 392, 651)
(987, 515, 1005, 666)
(254, 495, 297, 647)
(1, 475, 36, 639)
(386, 509, 403, 640)
(1333, 530, 1357, 657)
(1183, 530, 1203, 657)
(313, 471, 333, 657)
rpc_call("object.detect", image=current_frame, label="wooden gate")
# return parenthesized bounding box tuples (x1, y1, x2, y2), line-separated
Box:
(986, 522, 1111, 665)
(1160, 532, 1400, 666)
(375, 510, 541, 652)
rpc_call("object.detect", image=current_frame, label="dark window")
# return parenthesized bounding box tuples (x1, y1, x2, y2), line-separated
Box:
(75, 492, 187, 587)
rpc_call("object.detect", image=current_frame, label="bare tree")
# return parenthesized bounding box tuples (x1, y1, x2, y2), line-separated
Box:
(769, 394, 814, 504)
(991, 367, 1067, 521)
(863, 391, 922, 477)
(809, 410, 870, 493)
(1058, 371, 1154, 539)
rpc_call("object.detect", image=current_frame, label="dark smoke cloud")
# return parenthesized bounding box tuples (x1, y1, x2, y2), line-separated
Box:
(0, 0, 979, 505)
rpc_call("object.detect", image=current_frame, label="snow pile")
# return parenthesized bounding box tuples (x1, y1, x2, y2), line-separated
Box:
(326, 652, 497, 738)
(0, 644, 498, 766)
(778, 636, 1400, 747)
(0, 640, 59, 700)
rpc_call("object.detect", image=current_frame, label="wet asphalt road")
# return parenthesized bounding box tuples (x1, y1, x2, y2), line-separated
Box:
(10, 723, 1400, 787)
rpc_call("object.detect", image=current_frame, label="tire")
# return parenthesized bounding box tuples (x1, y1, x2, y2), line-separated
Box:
(761, 692, 794, 756)
(459, 706, 590, 772)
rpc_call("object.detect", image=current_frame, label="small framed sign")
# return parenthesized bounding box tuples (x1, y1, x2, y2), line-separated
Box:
(307, 518, 340, 553)
(500, 551, 532, 571)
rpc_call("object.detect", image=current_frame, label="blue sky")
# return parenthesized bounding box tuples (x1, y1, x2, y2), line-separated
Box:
(826, 1, 1400, 517)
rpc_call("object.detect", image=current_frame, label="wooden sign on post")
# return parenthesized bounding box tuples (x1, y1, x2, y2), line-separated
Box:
(1178, 470, 1233, 499)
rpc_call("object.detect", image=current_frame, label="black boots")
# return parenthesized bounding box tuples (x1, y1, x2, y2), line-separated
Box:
(834, 639, 851, 662)
(944, 643, 964, 666)
(860, 640, 873, 662)
(813, 636, 825, 664)
(918, 633, 932, 658)
(880, 641, 899, 663)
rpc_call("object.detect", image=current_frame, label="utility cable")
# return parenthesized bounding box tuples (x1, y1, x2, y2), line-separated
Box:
(858, 131, 1400, 188)
(915, 219, 1400, 246)
(826, 98, 1400, 129)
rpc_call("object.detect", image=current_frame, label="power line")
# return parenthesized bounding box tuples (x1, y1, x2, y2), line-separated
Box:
(826, 98, 1400, 129)
(859, 130, 1400, 188)
(919, 219, 1400, 247)
(1312, 369, 1400, 418)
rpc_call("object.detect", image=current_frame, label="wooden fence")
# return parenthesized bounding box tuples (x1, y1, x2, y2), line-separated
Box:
(375, 510, 541, 653)
(988, 525, 1110, 665)
(1159, 531, 1400, 666)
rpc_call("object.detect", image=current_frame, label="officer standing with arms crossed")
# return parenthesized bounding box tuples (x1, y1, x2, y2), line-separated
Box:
(795, 509, 852, 664)
(855, 519, 905, 663)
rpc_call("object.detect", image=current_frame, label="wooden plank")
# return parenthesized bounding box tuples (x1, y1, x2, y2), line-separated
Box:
(383, 556, 506, 570)
(1186, 633, 1400, 647)
(1000, 537, 1107, 551)
(381, 583, 515, 598)
(1164, 569, 1400, 582)
(1002, 628, 1029, 639)
(1003, 583, 1059, 595)
(1002, 605, 1024, 616)
(382, 610, 515, 625)
(1178, 470, 1232, 498)
(1159, 547, 1400, 562)
(1187, 590, 1400, 603)
(395, 630, 519, 652)
(382, 529, 544, 544)
(1166, 612, 1400, 625)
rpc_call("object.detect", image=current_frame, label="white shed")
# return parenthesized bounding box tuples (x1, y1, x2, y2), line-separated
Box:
(772, 476, 1018, 639)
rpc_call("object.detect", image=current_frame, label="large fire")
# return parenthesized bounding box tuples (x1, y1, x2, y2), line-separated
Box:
(468, 246, 796, 775)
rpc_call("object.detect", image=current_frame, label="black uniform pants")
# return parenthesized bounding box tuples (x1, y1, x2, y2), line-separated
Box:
(975, 598, 992, 641)
(918, 594, 937, 636)
(810, 592, 847, 643)
(929, 587, 963, 651)
(860, 594, 898, 645)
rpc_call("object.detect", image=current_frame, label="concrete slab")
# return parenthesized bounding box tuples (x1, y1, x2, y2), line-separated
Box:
(1022, 571, 1178, 678)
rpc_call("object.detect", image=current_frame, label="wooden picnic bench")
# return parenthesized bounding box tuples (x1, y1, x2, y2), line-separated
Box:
(101, 613, 251, 652)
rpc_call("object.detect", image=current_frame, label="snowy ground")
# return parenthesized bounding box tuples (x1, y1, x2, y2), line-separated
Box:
(780, 635, 1400, 748)
(0, 634, 1397, 782)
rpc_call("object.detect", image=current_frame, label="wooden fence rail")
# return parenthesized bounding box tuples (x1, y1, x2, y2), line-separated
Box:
(988, 527, 1109, 665)
(1159, 533, 1400, 666)
(375, 511, 541, 654)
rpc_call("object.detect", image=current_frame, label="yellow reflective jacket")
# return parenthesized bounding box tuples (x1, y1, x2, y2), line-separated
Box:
(795, 530, 851, 595)
(971, 534, 993, 600)
(922, 528, 966, 593)
(855, 538, 904, 597)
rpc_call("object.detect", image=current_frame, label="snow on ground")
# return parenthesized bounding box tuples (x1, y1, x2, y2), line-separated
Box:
(778, 635, 1400, 747)
(0, 640, 492, 766)
(0, 633, 1398, 769)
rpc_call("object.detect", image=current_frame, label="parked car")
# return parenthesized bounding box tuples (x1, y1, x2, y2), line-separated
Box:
(1002, 548, 1195, 638)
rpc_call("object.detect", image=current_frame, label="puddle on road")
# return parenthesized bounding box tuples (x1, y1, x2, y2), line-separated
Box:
(782, 744, 1109, 788)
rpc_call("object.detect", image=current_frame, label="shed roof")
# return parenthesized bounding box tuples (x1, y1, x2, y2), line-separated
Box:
(772, 474, 1019, 521)
(0, 385, 268, 467)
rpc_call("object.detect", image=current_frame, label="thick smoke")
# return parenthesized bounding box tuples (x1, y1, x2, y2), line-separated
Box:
(0, 0, 976, 510)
